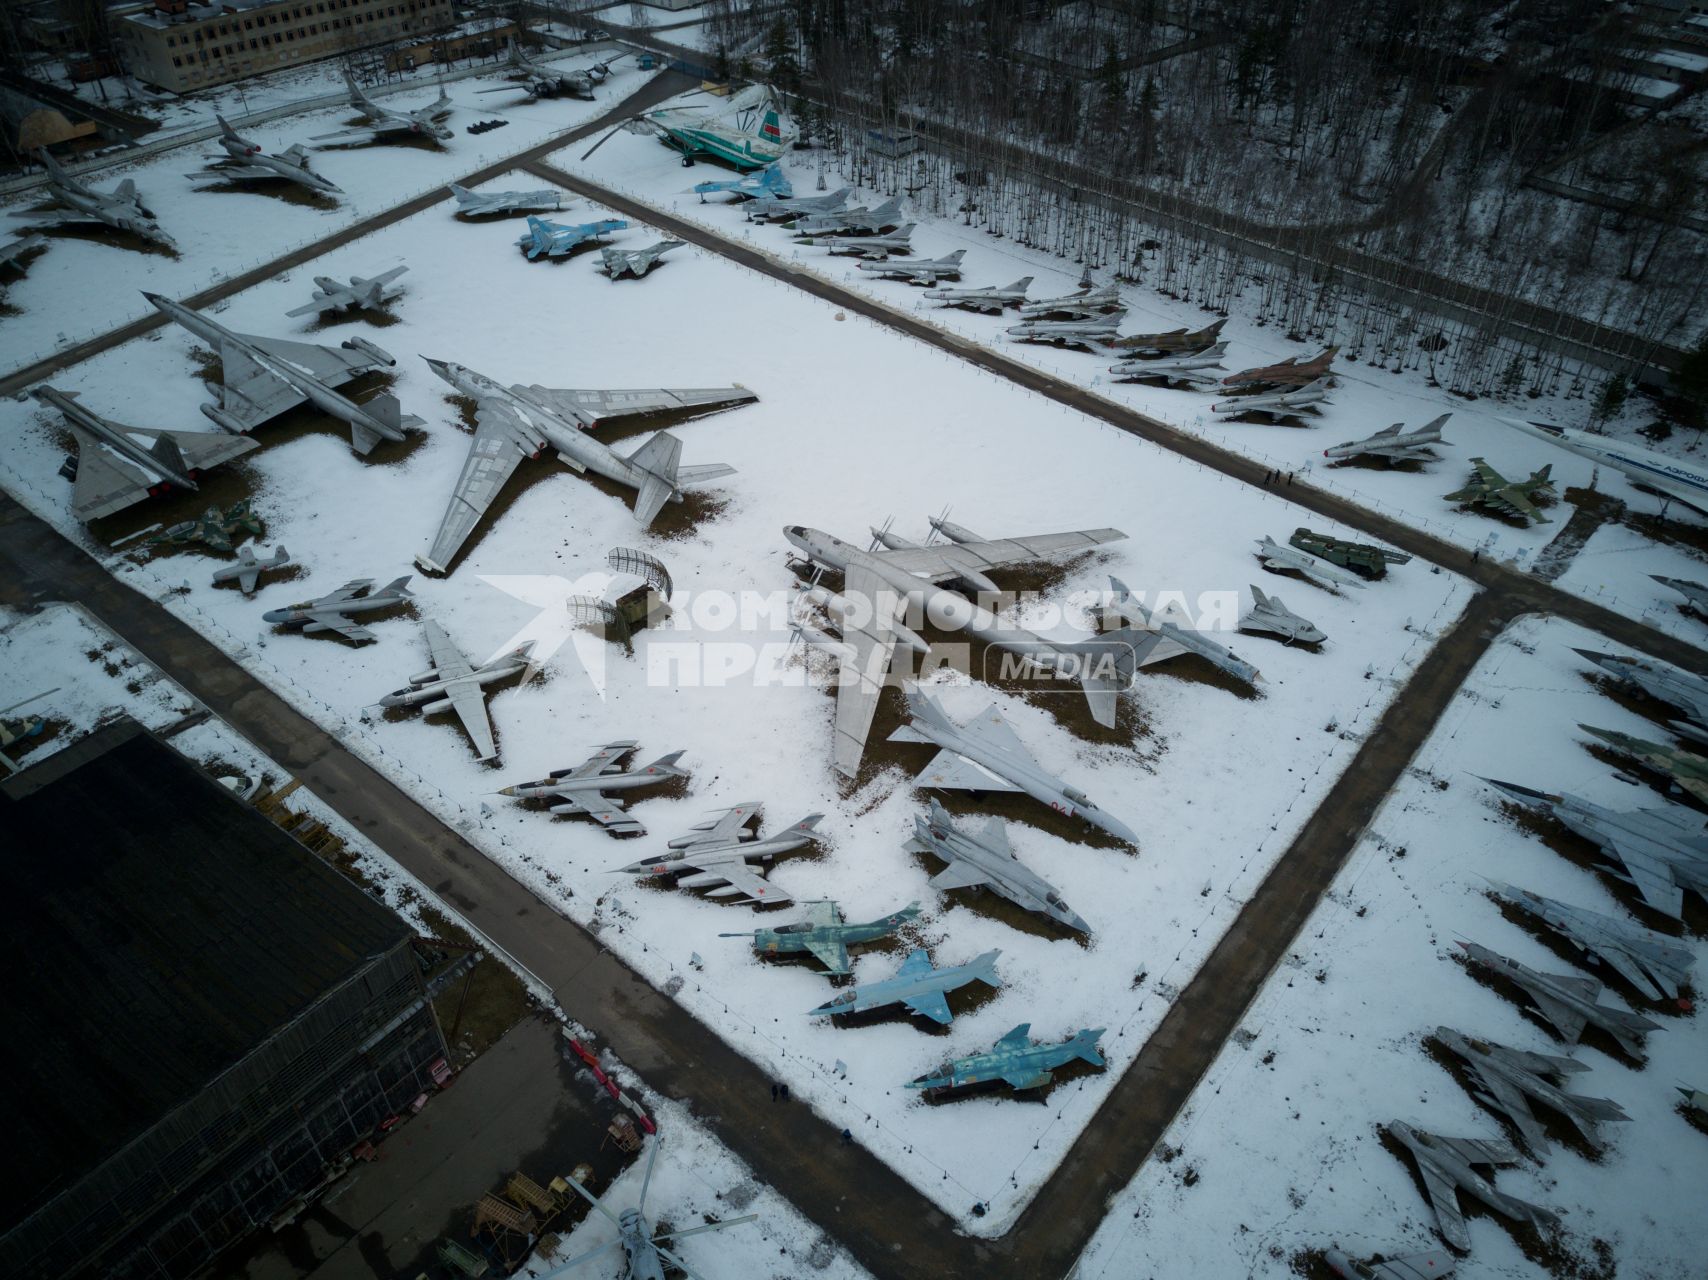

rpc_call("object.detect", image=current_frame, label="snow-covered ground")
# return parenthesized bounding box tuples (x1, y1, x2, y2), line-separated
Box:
(0, 182, 1471, 1231)
(0, 59, 650, 370)
(551, 130, 1708, 609)
(1554, 521, 1708, 645)
(1071, 618, 1708, 1279)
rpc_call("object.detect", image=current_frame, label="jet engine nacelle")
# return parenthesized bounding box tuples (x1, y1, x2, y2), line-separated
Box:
(803, 587, 929, 654)
(419, 696, 454, 716)
(199, 403, 252, 436)
(1062, 786, 1090, 806)
(340, 335, 395, 367)
(408, 669, 439, 686)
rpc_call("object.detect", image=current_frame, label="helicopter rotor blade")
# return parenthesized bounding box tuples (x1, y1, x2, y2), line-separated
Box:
(654, 1213, 759, 1243)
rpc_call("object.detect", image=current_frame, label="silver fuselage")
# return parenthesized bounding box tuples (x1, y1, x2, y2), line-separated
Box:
(32, 385, 197, 491)
(911, 814, 1087, 931)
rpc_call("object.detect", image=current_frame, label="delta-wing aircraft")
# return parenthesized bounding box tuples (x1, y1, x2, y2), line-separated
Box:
(190, 115, 342, 195)
(314, 74, 454, 146)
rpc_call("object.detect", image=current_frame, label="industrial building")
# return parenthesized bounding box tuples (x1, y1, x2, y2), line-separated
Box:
(0, 720, 449, 1280)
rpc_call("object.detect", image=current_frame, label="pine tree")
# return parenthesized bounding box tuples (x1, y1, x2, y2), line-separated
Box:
(1592, 372, 1628, 426)
(1675, 334, 1708, 423)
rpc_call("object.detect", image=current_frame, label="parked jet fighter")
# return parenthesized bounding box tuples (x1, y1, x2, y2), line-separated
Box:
(1017, 283, 1122, 319)
(314, 74, 453, 146)
(1105, 315, 1227, 356)
(598, 240, 684, 279)
(1103, 577, 1259, 685)
(1221, 346, 1337, 389)
(1212, 378, 1330, 417)
(1483, 879, 1694, 1003)
(1386, 1121, 1560, 1252)
(1502, 417, 1708, 515)
(745, 184, 852, 223)
(1444, 457, 1554, 524)
(1325, 415, 1451, 466)
(923, 277, 1032, 313)
(1480, 777, 1708, 920)
(908, 1023, 1105, 1093)
(906, 799, 1089, 933)
(721, 901, 921, 974)
(497, 742, 687, 837)
(449, 184, 567, 216)
(518, 215, 629, 260)
(31, 385, 259, 522)
(11, 149, 173, 248)
(1325, 1248, 1455, 1280)
(1255, 535, 1366, 592)
(263, 576, 413, 643)
(1574, 650, 1708, 738)
(1109, 341, 1228, 386)
(585, 82, 794, 170)
(145, 293, 418, 455)
(211, 543, 290, 594)
(1240, 585, 1325, 645)
(796, 224, 915, 259)
(190, 115, 342, 195)
(694, 161, 790, 202)
(1457, 940, 1661, 1056)
(0, 232, 46, 273)
(857, 248, 966, 284)
(791, 196, 906, 237)
(616, 804, 822, 905)
(1006, 311, 1125, 349)
(783, 523, 1153, 774)
(147, 500, 262, 552)
(1435, 1026, 1629, 1155)
(808, 946, 1002, 1024)
(890, 685, 1139, 845)
(285, 266, 409, 317)
(417, 360, 753, 573)
(1652, 574, 1708, 614)
(379, 620, 533, 761)
(1579, 725, 1708, 805)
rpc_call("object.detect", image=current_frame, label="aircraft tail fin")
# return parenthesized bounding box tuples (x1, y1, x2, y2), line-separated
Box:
(113, 178, 137, 201)
(1249, 583, 1272, 609)
(379, 575, 413, 598)
(147, 432, 188, 476)
(1201, 341, 1230, 359)
(1073, 1029, 1107, 1067)
(901, 683, 953, 734)
(450, 183, 472, 202)
(523, 216, 554, 259)
(783, 813, 825, 837)
(760, 106, 783, 144)
(1572, 1094, 1630, 1124)
(1008, 277, 1034, 292)
(627, 432, 684, 526)
(943, 250, 966, 265)
(1065, 625, 1161, 725)
(968, 949, 1003, 988)
(640, 750, 689, 778)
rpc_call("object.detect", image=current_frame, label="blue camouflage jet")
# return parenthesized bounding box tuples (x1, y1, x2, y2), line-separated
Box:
(908, 1023, 1106, 1093)
(693, 161, 792, 202)
(516, 215, 628, 260)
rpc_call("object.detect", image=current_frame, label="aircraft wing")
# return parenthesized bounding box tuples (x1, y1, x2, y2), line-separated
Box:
(520, 385, 755, 429)
(68, 429, 152, 520)
(285, 289, 349, 318)
(1467, 1064, 1547, 1151)
(561, 743, 634, 779)
(309, 125, 387, 146)
(1415, 1158, 1470, 1252)
(301, 610, 374, 643)
(831, 563, 904, 778)
(418, 401, 543, 573)
(215, 343, 307, 428)
(1001, 1068, 1053, 1090)
(918, 749, 1023, 792)
(422, 618, 475, 681)
(7, 207, 100, 229)
(364, 265, 410, 288)
(1526, 989, 1588, 1045)
(904, 988, 954, 1024)
(247, 333, 382, 385)
(542, 790, 636, 832)
(1493, 487, 1543, 522)
(445, 678, 497, 760)
(929, 858, 994, 890)
(320, 579, 375, 604)
(680, 804, 761, 849)
(1604, 840, 1686, 917)
(878, 529, 1125, 581)
(169, 427, 260, 472)
(968, 702, 1042, 765)
(803, 937, 850, 971)
(689, 855, 790, 905)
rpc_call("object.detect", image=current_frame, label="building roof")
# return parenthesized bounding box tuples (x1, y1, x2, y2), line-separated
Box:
(0, 720, 412, 1230)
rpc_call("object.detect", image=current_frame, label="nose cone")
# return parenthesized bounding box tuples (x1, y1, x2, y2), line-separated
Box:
(421, 356, 456, 385)
(260, 607, 289, 624)
(1091, 808, 1138, 847)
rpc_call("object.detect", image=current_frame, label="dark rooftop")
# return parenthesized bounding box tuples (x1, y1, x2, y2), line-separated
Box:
(0, 720, 411, 1231)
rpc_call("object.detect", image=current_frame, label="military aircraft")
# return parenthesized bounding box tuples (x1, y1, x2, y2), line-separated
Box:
(1103, 577, 1260, 685)
(791, 196, 907, 237)
(416, 360, 753, 573)
(1444, 457, 1554, 524)
(1681, 1086, 1708, 1118)
(694, 161, 791, 202)
(1006, 312, 1126, 349)
(30, 385, 259, 522)
(285, 266, 409, 318)
(496, 742, 688, 837)
(598, 240, 685, 280)
(1211, 378, 1331, 417)
(1254, 535, 1365, 593)
(149, 501, 264, 553)
(1017, 283, 1123, 319)
(1109, 341, 1229, 386)
(378, 620, 533, 761)
(908, 1023, 1105, 1093)
(720, 901, 921, 975)
(263, 576, 413, 643)
(1290, 528, 1410, 580)
(1324, 1248, 1455, 1280)
(1434, 1026, 1629, 1155)
(922, 277, 1032, 313)
(1456, 941, 1661, 1056)
(1221, 346, 1337, 389)
(0, 232, 46, 274)
(189, 115, 342, 195)
(518, 216, 629, 260)
(807, 946, 1002, 1024)
(796, 224, 915, 260)
(1574, 650, 1708, 737)
(485, 41, 626, 101)
(1652, 574, 1708, 614)
(1325, 415, 1452, 466)
(1482, 879, 1694, 1003)
(542, 1138, 756, 1280)
(857, 249, 966, 285)
(1105, 315, 1227, 356)
(584, 82, 795, 170)
(1579, 724, 1708, 805)
(906, 798, 1090, 933)
(616, 804, 822, 906)
(783, 523, 1153, 773)
(744, 184, 852, 223)
(1240, 585, 1325, 645)
(10, 149, 174, 248)
(448, 184, 568, 217)
(889, 685, 1140, 845)
(1502, 417, 1708, 515)
(1385, 1121, 1559, 1252)
(146, 293, 418, 455)
(211, 544, 290, 594)
(314, 74, 453, 146)
(1479, 777, 1708, 920)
